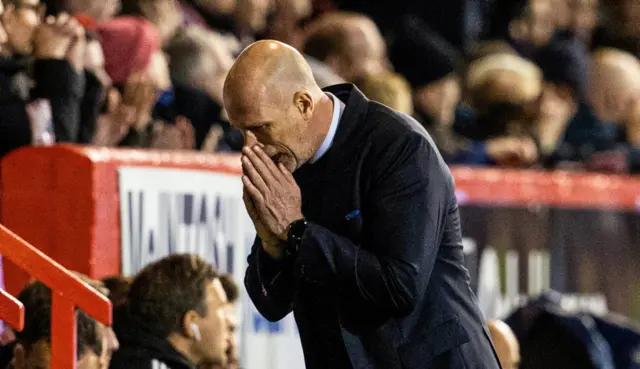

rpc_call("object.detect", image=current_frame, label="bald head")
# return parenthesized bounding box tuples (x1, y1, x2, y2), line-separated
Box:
(592, 48, 640, 87)
(590, 48, 640, 122)
(224, 40, 320, 117)
(223, 40, 334, 173)
(488, 320, 520, 369)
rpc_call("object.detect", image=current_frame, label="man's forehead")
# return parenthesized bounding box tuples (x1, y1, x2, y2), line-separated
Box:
(210, 278, 228, 304)
(228, 99, 281, 127)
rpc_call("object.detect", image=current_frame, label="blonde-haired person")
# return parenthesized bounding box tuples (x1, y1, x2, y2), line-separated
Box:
(354, 72, 414, 116)
(462, 53, 542, 167)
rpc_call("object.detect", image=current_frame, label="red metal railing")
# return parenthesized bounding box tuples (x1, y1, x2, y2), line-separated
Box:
(0, 288, 23, 332)
(0, 223, 112, 369)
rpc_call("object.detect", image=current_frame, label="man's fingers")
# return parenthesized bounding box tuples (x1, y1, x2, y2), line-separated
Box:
(242, 155, 270, 193)
(242, 175, 264, 205)
(252, 145, 282, 177)
(278, 163, 296, 185)
(242, 189, 259, 220)
(242, 146, 278, 186)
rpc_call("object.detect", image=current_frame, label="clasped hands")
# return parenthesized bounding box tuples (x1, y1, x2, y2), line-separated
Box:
(241, 145, 303, 260)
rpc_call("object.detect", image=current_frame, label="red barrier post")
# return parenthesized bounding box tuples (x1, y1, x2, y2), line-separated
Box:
(0, 224, 111, 369)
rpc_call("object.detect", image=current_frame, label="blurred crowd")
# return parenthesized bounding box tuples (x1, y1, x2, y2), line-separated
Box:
(0, 0, 638, 173)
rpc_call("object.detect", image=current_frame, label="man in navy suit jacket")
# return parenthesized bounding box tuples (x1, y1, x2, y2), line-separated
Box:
(223, 40, 500, 369)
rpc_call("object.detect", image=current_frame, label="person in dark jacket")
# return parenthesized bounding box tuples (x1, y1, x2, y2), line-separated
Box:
(506, 292, 616, 369)
(591, 313, 640, 369)
(0, 2, 86, 157)
(226, 40, 500, 369)
(109, 255, 229, 369)
(533, 35, 616, 169)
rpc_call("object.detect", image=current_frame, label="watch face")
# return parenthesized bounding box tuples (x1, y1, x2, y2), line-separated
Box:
(292, 220, 308, 239)
(288, 220, 307, 254)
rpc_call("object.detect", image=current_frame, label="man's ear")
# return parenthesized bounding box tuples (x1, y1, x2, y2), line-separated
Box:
(293, 91, 314, 120)
(182, 310, 200, 340)
(12, 343, 26, 369)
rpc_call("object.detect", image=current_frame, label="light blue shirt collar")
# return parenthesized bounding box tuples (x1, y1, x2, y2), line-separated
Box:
(310, 92, 343, 163)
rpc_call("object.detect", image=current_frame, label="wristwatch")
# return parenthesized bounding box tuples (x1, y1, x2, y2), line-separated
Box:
(286, 219, 308, 257)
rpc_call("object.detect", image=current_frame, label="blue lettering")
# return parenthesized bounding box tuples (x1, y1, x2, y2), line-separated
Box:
(252, 312, 283, 334)
(124, 188, 246, 275)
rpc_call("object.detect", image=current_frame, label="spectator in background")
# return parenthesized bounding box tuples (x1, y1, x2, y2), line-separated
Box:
(5, 280, 111, 369)
(97, 17, 229, 151)
(353, 71, 413, 115)
(588, 48, 640, 172)
(235, 0, 271, 41)
(165, 27, 243, 151)
(566, 0, 599, 45)
(96, 16, 171, 147)
(73, 273, 120, 369)
(487, 320, 520, 369)
(490, 0, 556, 58)
(110, 254, 229, 369)
(119, 0, 182, 43)
(302, 12, 388, 82)
(166, 27, 233, 110)
(506, 292, 614, 369)
(1, 0, 44, 57)
(76, 31, 111, 144)
(390, 21, 461, 128)
(177, 0, 237, 40)
(591, 313, 640, 369)
(210, 275, 240, 369)
(304, 55, 345, 88)
(534, 37, 600, 168)
(261, 0, 311, 49)
(0, 6, 86, 157)
(182, 0, 271, 48)
(43, 0, 120, 23)
(589, 48, 640, 125)
(460, 53, 541, 167)
(102, 276, 131, 309)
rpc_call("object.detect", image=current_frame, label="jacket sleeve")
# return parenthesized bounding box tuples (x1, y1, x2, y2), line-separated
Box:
(31, 59, 85, 143)
(295, 132, 452, 317)
(244, 238, 296, 322)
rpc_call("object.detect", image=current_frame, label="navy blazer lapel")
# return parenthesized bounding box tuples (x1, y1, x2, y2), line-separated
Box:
(323, 84, 369, 151)
(321, 84, 371, 174)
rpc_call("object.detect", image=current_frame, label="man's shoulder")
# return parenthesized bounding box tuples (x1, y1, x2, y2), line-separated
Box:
(364, 101, 436, 156)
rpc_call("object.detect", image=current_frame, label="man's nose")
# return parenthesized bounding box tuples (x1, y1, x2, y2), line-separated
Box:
(243, 130, 258, 147)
